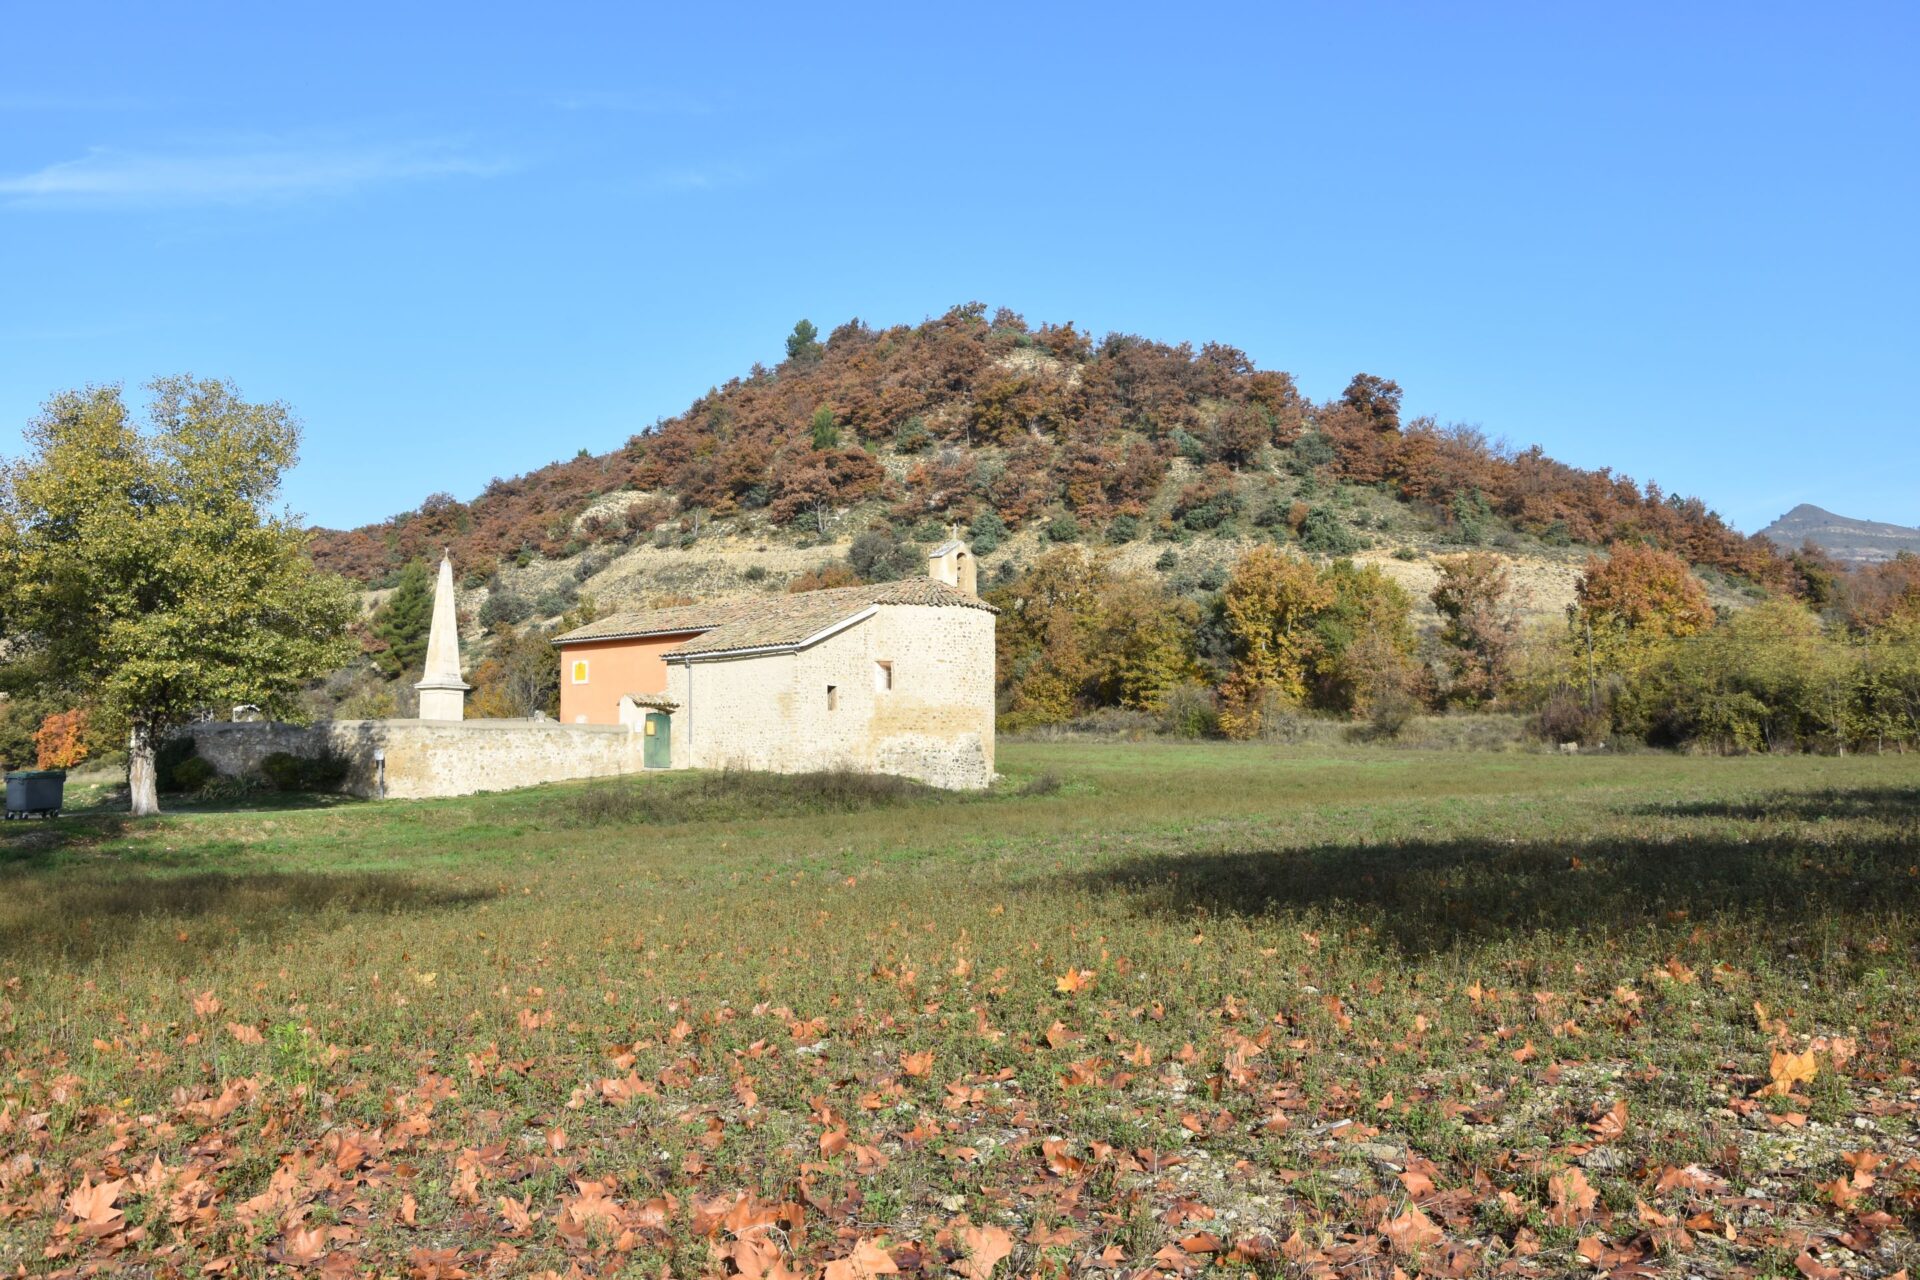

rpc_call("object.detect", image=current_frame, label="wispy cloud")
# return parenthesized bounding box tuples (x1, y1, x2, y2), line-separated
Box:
(0, 139, 511, 208)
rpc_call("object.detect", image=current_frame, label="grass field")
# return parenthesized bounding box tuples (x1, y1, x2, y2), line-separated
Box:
(2, 743, 1917, 1278)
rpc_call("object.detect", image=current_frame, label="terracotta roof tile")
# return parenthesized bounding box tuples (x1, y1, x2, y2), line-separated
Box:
(553, 578, 995, 655)
(552, 599, 761, 644)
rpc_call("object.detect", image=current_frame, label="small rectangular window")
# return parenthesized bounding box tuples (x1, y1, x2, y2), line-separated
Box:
(571, 659, 589, 684)
(874, 660, 893, 692)
(826, 685, 839, 711)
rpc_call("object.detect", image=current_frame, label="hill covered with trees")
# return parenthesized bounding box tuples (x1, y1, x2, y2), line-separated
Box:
(307, 304, 1919, 755)
(312, 303, 1790, 590)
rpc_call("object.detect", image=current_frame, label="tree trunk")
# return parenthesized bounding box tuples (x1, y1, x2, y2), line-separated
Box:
(128, 721, 161, 817)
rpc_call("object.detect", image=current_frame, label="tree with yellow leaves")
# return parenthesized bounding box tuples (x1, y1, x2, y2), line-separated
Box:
(1217, 546, 1336, 738)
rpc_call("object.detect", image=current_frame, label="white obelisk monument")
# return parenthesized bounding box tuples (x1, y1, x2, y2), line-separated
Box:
(415, 554, 471, 721)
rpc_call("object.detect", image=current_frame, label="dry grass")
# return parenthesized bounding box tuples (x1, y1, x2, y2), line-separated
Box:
(2, 743, 1916, 1277)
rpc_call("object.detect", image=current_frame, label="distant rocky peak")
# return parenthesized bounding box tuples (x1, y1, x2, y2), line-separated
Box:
(1759, 505, 1920, 565)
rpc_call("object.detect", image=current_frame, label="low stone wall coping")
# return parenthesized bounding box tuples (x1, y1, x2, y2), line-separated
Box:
(193, 718, 631, 735)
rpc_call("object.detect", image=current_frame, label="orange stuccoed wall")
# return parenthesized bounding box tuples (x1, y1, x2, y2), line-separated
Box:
(556, 632, 703, 725)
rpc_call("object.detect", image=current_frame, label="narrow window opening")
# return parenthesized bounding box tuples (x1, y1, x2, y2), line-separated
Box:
(874, 660, 893, 692)
(571, 659, 590, 684)
(826, 684, 839, 711)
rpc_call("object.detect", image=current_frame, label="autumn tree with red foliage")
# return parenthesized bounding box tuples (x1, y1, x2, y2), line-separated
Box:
(1836, 552, 1920, 631)
(33, 708, 89, 770)
(1577, 543, 1715, 639)
(1205, 402, 1272, 470)
(767, 448, 888, 534)
(1430, 554, 1520, 706)
(308, 303, 1793, 602)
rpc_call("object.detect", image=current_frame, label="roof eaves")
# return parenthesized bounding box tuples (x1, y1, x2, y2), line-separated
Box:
(552, 623, 714, 646)
(666, 603, 878, 662)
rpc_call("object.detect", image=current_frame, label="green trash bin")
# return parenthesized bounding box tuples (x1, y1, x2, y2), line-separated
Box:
(5, 770, 65, 819)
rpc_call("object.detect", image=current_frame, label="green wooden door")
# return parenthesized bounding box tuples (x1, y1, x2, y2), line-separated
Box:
(643, 713, 671, 768)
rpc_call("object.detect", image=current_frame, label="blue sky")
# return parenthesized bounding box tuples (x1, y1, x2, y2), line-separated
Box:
(1, 2, 1914, 535)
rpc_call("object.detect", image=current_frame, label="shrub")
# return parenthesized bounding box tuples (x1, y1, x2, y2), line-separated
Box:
(1378, 712, 1529, 752)
(1288, 431, 1336, 473)
(1008, 708, 1162, 739)
(1528, 691, 1609, 747)
(1158, 681, 1220, 738)
(1450, 489, 1494, 545)
(258, 752, 304, 790)
(788, 561, 862, 593)
(968, 510, 1007, 555)
(156, 737, 215, 792)
(1362, 690, 1418, 741)
(304, 752, 351, 791)
(1258, 707, 1314, 743)
(1018, 772, 1063, 797)
(1172, 471, 1239, 532)
(623, 495, 677, 536)
(534, 581, 579, 616)
(170, 756, 218, 792)
(1300, 506, 1361, 554)
(337, 682, 399, 719)
(478, 587, 532, 628)
(1045, 513, 1081, 544)
(573, 549, 611, 582)
(742, 565, 768, 583)
(848, 530, 919, 582)
(1154, 549, 1180, 573)
(1107, 513, 1141, 543)
(895, 417, 931, 453)
(258, 750, 351, 793)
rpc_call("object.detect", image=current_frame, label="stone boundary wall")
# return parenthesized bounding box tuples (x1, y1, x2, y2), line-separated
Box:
(185, 719, 645, 801)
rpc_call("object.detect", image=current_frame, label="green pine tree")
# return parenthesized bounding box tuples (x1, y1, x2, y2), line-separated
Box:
(809, 405, 841, 450)
(786, 319, 822, 364)
(372, 560, 434, 677)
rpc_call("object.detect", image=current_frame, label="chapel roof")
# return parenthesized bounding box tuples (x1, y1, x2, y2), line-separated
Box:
(552, 599, 765, 644)
(553, 577, 995, 656)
